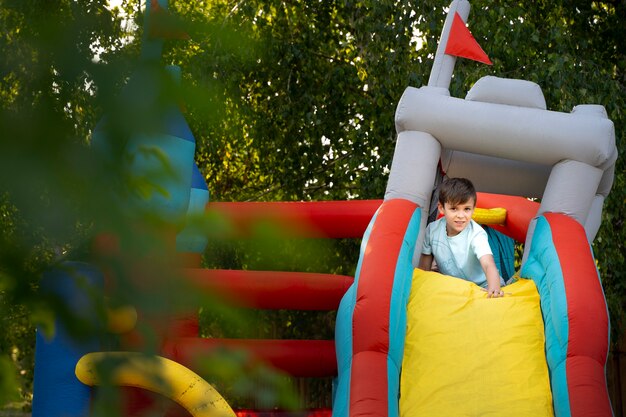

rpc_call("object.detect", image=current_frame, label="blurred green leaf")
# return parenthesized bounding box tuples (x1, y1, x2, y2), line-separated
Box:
(0, 356, 21, 407)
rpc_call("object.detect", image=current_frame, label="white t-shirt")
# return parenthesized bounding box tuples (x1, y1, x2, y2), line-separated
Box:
(422, 218, 497, 288)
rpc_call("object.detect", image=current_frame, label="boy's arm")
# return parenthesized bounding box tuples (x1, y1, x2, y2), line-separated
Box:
(479, 254, 503, 298)
(418, 254, 433, 271)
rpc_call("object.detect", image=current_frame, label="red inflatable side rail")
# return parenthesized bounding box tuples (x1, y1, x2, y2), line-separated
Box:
(163, 338, 338, 378)
(206, 200, 382, 238)
(545, 213, 612, 417)
(184, 269, 354, 311)
(476, 192, 539, 243)
(207, 195, 538, 243)
(236, 409, 332, 417)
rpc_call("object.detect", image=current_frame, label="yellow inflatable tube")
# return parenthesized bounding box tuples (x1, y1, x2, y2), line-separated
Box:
(472, 207, 506, 225)
(76, 351, 236, 417)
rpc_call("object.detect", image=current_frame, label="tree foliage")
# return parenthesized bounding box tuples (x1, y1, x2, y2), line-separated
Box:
(0, 0, 624, 411)
(0, 0, 132, 408)
(167, 0, 625, 340)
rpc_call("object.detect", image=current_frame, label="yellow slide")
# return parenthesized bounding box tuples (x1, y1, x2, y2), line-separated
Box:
(76, 351, 236, 417)
(400, 269, 553, 417)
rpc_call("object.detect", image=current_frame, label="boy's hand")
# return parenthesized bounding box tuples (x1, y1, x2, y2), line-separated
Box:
(485, 286, 504, 298)
(479, 255, 505, 298)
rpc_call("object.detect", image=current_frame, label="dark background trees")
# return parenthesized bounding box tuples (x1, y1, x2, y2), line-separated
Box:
(172, 0, 626, 350)
(1, 0, 624, 412)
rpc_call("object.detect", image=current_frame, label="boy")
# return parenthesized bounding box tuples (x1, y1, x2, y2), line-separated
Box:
(418, 177, 505, 298)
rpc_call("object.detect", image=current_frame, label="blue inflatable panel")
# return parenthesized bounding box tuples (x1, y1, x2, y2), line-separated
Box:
(32, 262, 104, 417)
(176, 187, 210, 253)
(125, 133, 195, 219)
(191, 162, 208, 190)
(165, 107, 196, 143)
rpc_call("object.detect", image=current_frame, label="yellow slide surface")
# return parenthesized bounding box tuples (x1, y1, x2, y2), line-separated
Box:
(400, 270, 553, 417)
(76, 351, 236, 417)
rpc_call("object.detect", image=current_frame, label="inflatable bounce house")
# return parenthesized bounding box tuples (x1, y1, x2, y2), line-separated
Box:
(31, 1, 617, 417)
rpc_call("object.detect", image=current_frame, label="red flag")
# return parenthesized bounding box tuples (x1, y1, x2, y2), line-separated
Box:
(445, 12, 492, 65)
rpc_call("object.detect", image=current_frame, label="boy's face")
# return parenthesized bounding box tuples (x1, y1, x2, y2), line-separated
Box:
(437, 198, 475, 237)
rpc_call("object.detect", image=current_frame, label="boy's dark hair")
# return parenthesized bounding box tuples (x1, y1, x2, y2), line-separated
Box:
(438, 177, 477, 207)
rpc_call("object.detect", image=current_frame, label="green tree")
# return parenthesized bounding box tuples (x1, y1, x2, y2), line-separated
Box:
(168, 0, 625, 409)
(167, 0, 625, 333)
(0, 0, 133, 408)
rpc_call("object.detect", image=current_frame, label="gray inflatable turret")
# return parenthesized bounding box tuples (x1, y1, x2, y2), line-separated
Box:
(386, 0, 616, 265)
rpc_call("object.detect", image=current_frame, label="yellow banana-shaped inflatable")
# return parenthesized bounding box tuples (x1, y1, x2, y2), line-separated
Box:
(76, 351, 236, 417)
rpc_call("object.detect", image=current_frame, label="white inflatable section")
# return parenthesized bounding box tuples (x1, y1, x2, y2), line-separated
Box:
(395, 86, 616, 167)
(440, 151, 551, 197)
(386, 0, 617, 266)
(428, 0, 470, 89)
(466, 76, 547, 109)
(386, 131, 441, 260)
